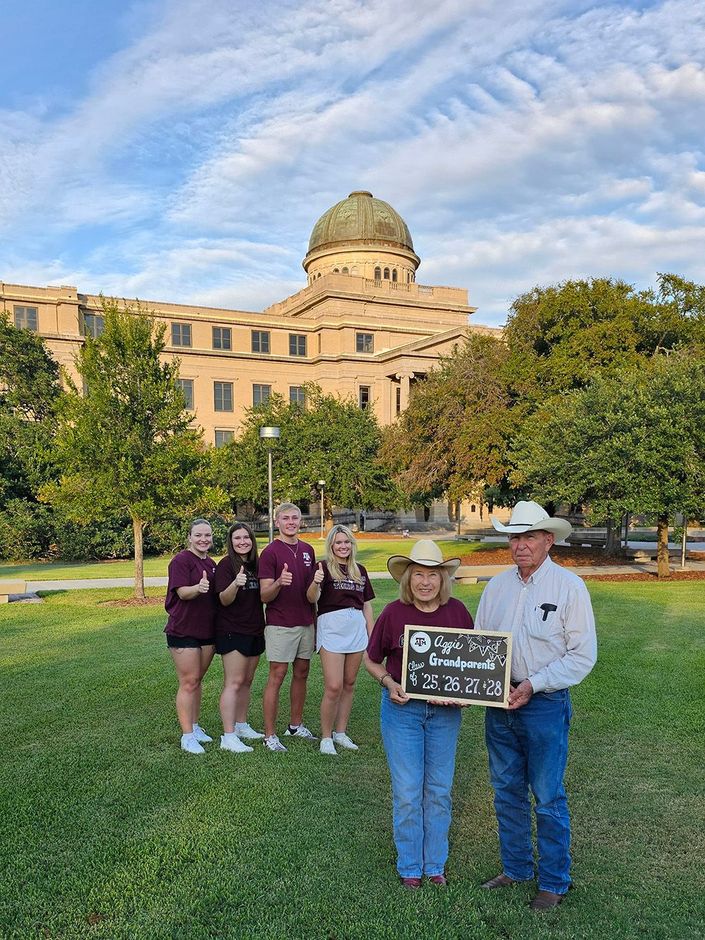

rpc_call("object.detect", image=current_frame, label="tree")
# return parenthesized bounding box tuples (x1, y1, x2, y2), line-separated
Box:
(504, 274, 705, 403)
(0, 315, 62, 555)
(510, 357, 705, 577)
(44, 299, 226, 599)
(213, 384, 399, 516)
(380, 333, 520, 512)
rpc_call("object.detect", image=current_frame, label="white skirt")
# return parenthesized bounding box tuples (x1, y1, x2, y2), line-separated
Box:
(316, 608, 368, 654)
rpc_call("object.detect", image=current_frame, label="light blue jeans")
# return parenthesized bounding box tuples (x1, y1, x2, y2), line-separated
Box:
(380, 689, 462, 878)
(485, 689, 573, 894)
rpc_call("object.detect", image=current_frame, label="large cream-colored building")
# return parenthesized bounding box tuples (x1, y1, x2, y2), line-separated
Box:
(2, 191, 494, 450)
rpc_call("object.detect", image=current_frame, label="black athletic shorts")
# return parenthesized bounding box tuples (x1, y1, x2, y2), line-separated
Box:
(215, 632, 266, 657)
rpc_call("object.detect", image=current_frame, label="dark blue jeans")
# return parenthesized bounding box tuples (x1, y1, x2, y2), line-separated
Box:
(381, 690, 462, 878)
(485, 689, 572, 894)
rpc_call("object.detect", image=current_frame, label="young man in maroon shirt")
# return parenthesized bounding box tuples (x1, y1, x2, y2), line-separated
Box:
(258, 503, 318, 751)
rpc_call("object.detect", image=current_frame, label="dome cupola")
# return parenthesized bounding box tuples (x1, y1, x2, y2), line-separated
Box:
(303, 191, 420, 284)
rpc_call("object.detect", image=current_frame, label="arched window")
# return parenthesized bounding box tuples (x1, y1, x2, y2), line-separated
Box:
(333, 267, 339, 273)
(392, 269, 398, 282)
(374, 266, 381, 280)
(383, 267, 390, 279)
(342, 266, 349, 274)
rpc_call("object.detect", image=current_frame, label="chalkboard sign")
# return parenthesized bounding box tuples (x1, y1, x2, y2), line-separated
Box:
(402, 625, 513, 708)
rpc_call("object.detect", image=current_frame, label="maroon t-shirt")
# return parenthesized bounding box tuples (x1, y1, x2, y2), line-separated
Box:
(367, 597, 474, 684)
(317, 562, 375, 617)
(258, 538, 316, 627)
(164, 550, 216, 640)
(214, 556, 265, 637)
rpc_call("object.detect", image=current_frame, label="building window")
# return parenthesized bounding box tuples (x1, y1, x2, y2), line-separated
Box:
(342, 266, 349, 274)
(392, 269, 398, 282)
(383, 267, 390, 280)
(356, 332, 374, 354)
(253, 384, 271, 406)
(359, 386, 371, 410)
(251, 330, 270, 353)
(176, 378, 194, 410)
(215, 430, 234, 448)
(289, 386, 306, 407)
(332, 267, 339, 273)
(395, 385, 401, 415)
(212, 326, 232, 350)
(374, 266, 381, 280)
(82, 313, 105, 338)
(171, 323, 192, 347)
(13, 305, 38, 331)
(289, 333, 307, 356)
(214, 381, 233, 412)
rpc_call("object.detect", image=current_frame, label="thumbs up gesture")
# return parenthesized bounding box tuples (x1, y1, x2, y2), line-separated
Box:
(280, 562, 293, 586)
(198, 570, 210, 593)
(235, 568, 248, 588)
(313, 562, 324, 584)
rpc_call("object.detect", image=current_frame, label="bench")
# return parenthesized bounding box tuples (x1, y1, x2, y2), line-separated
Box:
(0, 580, 27, 603)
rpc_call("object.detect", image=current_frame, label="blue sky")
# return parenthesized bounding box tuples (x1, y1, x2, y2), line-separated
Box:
(1, 0, 704, 327)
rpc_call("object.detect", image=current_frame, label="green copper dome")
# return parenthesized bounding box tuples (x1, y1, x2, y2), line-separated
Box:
(308, 191, 415, 253)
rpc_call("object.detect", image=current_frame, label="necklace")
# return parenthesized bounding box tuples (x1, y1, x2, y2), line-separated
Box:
(282, 540, 299, 559)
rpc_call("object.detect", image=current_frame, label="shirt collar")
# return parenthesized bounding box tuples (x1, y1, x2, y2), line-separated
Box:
(513, 554, 555, 586)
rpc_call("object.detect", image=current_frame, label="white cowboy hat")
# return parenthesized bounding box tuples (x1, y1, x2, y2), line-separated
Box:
(490, 500, 572, 542)
(387, 539, 461, 582)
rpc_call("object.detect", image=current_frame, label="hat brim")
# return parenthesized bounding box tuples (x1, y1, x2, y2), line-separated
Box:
(490, 515, 572, 542)
(387, 555, 461, 583)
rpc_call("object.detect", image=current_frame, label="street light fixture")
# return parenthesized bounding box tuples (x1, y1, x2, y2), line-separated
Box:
(259, 426, 281, 542)
(318, 479, 326, 539)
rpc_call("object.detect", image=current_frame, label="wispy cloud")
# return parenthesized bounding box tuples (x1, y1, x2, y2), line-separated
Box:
(1, 0, 704, 326)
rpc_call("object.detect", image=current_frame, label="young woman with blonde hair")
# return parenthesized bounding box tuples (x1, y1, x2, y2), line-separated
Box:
(307, 524, 375, 755)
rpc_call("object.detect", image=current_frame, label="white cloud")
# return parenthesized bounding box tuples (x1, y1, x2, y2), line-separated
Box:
(1, 0, 705, 331)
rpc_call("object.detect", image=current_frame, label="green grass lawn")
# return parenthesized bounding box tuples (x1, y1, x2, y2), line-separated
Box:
(0, 538, 488, 581)
(1, 582, 703, 939)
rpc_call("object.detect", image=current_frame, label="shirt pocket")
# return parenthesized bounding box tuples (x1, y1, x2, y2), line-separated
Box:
(526, 603, 562, 641)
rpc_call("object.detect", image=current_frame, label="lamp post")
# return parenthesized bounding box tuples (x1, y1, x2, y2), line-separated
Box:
(259, 426, 281, 542)
(318, 479, 326, 539)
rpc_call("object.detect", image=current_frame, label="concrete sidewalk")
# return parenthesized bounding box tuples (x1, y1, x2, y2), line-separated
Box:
(22, 558, 705, 594)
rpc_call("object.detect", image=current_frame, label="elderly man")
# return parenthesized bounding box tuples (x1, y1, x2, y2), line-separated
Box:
(475, 501, 597, 912)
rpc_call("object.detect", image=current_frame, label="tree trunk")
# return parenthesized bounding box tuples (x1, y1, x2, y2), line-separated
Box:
(132, 516, 146, 600)
(656, 512, 670, 579)
(604, 516, 621, 555)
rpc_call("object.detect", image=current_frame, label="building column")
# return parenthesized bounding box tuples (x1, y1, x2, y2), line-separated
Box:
(396, 370, 414, 411)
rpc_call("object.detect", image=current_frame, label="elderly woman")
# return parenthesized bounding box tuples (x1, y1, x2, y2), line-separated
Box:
(365, 539, 473, 888)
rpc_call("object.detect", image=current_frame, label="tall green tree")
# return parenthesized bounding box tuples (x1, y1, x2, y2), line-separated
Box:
(380, 333, 519, 511)
(511, 357, 705, 577)
(0, 315, 62, 556)
(44, 299, 225, 599)
(504, 274, 705, 402)
(214, 384, 399, 516)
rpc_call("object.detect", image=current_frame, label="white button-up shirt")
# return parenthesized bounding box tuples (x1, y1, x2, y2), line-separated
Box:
(474, 555, 597, 693)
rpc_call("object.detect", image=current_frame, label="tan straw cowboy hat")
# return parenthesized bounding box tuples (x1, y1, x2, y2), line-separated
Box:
(387, 539, 461, 582)
(490, 500, 572, 542)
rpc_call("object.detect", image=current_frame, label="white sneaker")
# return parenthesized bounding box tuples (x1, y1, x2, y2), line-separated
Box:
(220, 733, 253, 753)
(320, 737, 337, 755)
(263, 735, 288, 752)
(235, 722, 265, 740)
(333, 732, 359, 751)
(284, 724, 318, 740)
(192, 724, 213, 743)
(181, 732, 205, 754)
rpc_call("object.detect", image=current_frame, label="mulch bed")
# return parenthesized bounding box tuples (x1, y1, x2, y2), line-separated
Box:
(99, 597, 164, 607)
(459, 546, 705, 582)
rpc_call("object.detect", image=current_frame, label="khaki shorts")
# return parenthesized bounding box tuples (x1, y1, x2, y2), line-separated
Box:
(265, 624, 315, 663)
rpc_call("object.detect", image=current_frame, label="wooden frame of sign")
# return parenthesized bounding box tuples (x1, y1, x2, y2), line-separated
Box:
(401, 625, 513, 708)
